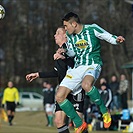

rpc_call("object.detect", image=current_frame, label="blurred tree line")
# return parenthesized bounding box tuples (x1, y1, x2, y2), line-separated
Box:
(0, 0, 132, 96)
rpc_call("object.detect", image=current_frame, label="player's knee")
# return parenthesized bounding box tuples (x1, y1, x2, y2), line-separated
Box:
(82, 82, 92, 92)
(55, 94, 64, 104)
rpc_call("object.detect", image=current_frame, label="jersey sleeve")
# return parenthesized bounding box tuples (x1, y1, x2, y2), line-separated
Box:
(15, 88, 20, 102)
(65, 35, 75, 57)
(39, 69, 58, 78)
(105, 89, 112, 107)
(92, 24, 118, 45)
(2, 89, 6, 104)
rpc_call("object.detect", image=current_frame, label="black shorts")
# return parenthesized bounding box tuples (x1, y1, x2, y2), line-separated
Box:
(55, 89, 85, 113)
(6, 101, 16, 112)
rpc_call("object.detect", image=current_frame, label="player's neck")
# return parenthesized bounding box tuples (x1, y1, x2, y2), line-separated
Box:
(75, 24, 83, 34)
(58, 43, 62, 47)
(59, 42, 64, 47)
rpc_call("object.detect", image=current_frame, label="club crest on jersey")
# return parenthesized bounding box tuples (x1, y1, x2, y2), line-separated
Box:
(75, 39, 88, 49)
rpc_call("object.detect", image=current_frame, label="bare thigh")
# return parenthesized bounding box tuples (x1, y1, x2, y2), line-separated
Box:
(55, 86, 71, 103)
(82, 75, 95, 92)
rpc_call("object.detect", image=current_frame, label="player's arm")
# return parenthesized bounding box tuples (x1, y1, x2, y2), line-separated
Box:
(92, 24, 125, 44)
(54, 51, 66, 60)
(26, 69, 58, 82)
(54, 43, 75, 61)
(2, 89, 6, 107)
(15, 88, 20, 105)
(39, 69, 58, 78)
(26, 72, 39, 82)
(63, 56, 74, 68)
(54, 48, 75, 69)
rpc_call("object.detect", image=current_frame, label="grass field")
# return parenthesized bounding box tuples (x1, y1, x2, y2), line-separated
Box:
(0, 111, 122, 133)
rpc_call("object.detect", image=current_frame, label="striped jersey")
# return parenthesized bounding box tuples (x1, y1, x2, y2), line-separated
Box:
(2, 87, 19, 104)
(66, 24, 118, 68)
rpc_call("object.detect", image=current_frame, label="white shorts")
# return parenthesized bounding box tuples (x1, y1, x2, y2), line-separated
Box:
(60, 64, 101, 95)
(45, 104, 55, 113)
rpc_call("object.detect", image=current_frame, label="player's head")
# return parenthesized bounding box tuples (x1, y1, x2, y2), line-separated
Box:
(62, 12, 81, 24)
(101, 83, 107, 90)
(120, 74, 126, 81)
(111, 75, 117, 82)
(54, 26, 67, 47)
(62, 12, 81, 35)
(7, 81, 13, 88)
(100, 77, 107, 85)
(43, 81, 50, 88)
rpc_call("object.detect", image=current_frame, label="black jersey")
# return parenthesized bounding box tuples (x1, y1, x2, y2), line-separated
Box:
(38, 50, 84, 113)
(39, 57, 74, 84)
(42, 87, 55, 105)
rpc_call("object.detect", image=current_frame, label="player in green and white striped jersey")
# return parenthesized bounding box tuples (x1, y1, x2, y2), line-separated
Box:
(55, 12, 125, 133)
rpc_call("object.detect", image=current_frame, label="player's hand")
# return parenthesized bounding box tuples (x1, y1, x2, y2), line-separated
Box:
(2, 104, 4, 108)
(16, 102, 20, 106)
(53, 53, 65, 60)
(116, 36, 125, 43)
(56, 48, 66, 54)
(26, 72, 39, 82)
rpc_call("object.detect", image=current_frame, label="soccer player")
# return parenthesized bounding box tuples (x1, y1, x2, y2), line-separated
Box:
(42, 81, 55, 127)
(54, 12, 125, 133)
(2, 81, 19, 126)
(26, 26, 87, 133)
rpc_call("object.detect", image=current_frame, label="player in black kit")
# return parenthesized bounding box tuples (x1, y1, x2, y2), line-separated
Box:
(26, 26, 87, 133)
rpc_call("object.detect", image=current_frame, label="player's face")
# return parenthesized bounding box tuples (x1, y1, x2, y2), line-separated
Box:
(101, 85, 106, 90)
(63, 21, 75, 35)
(8, 81, 13, 88)
(120, 74, 126, 81)
(54, 28, 67, 46)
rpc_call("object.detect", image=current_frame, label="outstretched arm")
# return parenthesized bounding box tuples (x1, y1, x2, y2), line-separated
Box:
(93, 24, 125, 44)
(26, 69, 58, 82)
(26, 72, 39, 82)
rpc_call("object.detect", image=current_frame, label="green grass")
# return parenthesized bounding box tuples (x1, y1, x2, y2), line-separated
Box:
(0, 111, 122, 133)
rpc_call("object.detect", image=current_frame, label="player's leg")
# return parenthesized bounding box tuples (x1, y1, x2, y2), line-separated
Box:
(54, 110, 70, 133)
(82, 64, 111, 128)
(55, 86, 83, 128)
(82, 75, 107, 114)
(55, 90, 86, 133)
(9, 102, 16, 126)
(45, 104, 54, 127)
(10, 111, 15, 126)
(44, 104, 49, 126)
(70, 91, 88, 133)
(56, 67, 88, 132)
(54, 101, 70, 133)
(6, 102, 13, 125)
(7, 110, 12, 125)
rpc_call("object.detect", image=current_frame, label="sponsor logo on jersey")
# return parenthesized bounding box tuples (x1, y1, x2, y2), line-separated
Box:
(87, 67, 94, 70)
(66, 74, 72, 79)
(75, 39, 88, 49)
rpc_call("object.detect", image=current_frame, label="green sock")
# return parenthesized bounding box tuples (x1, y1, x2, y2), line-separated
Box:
(86, 86, 107, 114)
(59, 99, 82, 128)
(48, 115, 53, 126)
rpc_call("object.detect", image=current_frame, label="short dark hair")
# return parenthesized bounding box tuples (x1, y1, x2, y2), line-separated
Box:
(58, 25, 65, 29)
(62, 12, 81, 24)
(43, 81, 49, 84)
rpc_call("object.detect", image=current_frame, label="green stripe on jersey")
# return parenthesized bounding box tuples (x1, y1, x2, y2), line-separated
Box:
(67, 24, 103, 68)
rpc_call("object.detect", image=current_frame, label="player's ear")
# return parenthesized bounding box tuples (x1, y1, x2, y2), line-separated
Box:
(72, 21, 77, 28)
